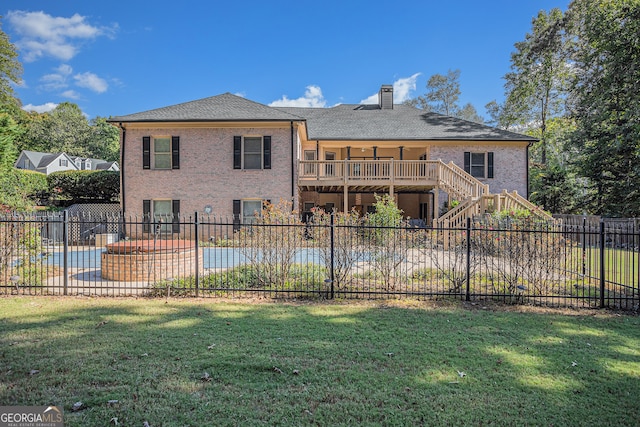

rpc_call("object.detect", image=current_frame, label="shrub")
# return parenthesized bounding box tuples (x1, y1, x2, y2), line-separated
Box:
(237, 199, 304, 287)
(0, 215, 47, 286)
(48, 170, 119, 205)
(309, 208, 364, 290)
(365, 194, 414, 290)
(0, 170, 48, 210)
(472, 214, 565, 296)
(422, 228, 480, 294)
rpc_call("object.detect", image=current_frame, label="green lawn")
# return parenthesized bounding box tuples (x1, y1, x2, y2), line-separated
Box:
(1, 297, 639, 426)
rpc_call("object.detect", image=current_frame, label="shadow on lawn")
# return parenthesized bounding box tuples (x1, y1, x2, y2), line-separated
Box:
(0, 299, 638, 426)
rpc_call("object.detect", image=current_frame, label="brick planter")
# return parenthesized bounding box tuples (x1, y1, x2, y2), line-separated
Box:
(101, 240, 202, 282)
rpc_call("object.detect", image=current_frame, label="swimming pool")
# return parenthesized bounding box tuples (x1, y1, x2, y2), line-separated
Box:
(47, 247, 325, 270)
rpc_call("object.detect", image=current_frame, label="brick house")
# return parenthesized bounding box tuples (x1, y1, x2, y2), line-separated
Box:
(109, 85, 542, 232)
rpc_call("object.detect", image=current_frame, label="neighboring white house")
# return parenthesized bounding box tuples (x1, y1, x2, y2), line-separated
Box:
(69, 156, 120, 172)
(14, 150, 119, 175)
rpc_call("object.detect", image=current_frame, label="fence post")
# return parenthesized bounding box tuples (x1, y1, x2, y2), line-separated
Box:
(194, 212, 199, 297)
(63, 210, 68, 296)
(582, 216, 587, 276)
(600, 220, 606, 308)
(330, 211, 335, 299)
(466, 217, 471, 301)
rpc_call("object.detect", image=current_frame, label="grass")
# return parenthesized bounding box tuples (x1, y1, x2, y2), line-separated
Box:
(1, 297, 639, 426)
(569, 245, 639, 285)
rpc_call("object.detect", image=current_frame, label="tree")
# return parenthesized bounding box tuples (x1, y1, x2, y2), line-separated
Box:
(17, 103, 90, 155)
(0, 113, 19, 169)
(0, 114, 47, 210)
(565, 0, 640, 216)
(87, 117, 120, 162)
(0, 17, 22, 108)
(409, 69, 484, 123)
(15, 103, 119, 161)
(484, 97, 522, 131)
(423, 69, 461, 116)
(503, 8, 572, 166)
(457, 103, 484, 124)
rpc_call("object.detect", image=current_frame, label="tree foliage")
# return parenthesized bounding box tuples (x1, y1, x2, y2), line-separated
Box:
(496, 1, 640, 216)
(565, 0, 640, 216)
(0, 114, 47, 210)
(504, 8, 572, 165)
(408, 69, 484, 123)
(16, 103, 119, 162)
(0, 17, 22, 108)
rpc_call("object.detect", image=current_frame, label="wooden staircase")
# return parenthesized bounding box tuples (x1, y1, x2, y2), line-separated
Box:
(434, 161, 553, 229)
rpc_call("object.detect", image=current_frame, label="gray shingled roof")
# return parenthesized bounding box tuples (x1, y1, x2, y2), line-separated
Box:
(277, 104, 535, 141)
(110, 93, 303, 122)
(20, 150, 48, 168)
(109, 92, 535, 141)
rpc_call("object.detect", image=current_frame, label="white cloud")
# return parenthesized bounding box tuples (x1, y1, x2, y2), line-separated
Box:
(7, 10, 117, 62)
(37, 65, 108, 94)
(61, 90, 81, 100)
(73, 72, 108, 93)
(22, 102, 58, 113)
(360, 73, 421, 104)
(269, 85, 327, 108)
(40, 64, 73, 90)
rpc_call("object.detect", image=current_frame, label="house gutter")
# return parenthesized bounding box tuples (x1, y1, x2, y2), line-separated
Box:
(290, 121, 295, 206)
(118, 123, 126, 215)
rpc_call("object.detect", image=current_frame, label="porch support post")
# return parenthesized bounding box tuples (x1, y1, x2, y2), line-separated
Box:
(433, 188, 440, 226)
(343, 185, 349, 213)
(389, 158, 394, 197)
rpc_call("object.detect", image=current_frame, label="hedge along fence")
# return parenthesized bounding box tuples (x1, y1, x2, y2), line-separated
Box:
(47, 170, 120, 206)
(0, 207, 638, 310)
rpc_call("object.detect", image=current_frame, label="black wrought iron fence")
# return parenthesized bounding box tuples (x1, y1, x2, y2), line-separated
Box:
(0, 212, 638, 310)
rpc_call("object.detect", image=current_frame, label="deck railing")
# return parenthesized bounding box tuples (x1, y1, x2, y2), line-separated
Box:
(299, 159, 486, 198)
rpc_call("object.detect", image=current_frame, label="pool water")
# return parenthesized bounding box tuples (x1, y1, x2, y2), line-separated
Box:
(47, 247, 325, 270)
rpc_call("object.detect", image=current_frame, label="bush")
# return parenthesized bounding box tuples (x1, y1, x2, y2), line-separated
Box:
(309, 208, 364, 290)
(472, 214, 564, 296)
(0, 216, 48, 286)
(0, 169, 48, 210)
(148, 263, 328, 298)
(365, 195, 414, 290)
(48, 170, 119, 205)
(237, 199, 303, 287)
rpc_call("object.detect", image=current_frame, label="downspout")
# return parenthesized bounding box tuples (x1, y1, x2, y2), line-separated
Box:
(526, 141, 532, 199)
(118, 123, 126, 215)
(290, 121, 295, 208)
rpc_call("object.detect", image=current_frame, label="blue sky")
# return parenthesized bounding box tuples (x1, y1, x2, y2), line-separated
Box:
(3, 1, 570, 119)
